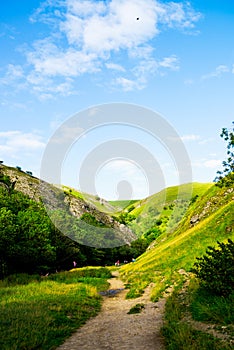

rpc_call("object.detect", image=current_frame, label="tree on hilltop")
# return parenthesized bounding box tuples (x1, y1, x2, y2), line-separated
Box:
(215, 121, 234, 187)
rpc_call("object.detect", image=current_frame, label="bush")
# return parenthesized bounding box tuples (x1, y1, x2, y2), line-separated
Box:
(192, 239, 234, 296)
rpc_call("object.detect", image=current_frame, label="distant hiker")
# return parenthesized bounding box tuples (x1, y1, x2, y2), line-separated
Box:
(73, 261, 77, 268)
(115, 260, 120, 266)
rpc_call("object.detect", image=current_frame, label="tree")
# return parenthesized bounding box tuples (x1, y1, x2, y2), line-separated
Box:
(15, 207, 56, 273)
(0, 207, 18, 277)
(215, 122, 234, 187)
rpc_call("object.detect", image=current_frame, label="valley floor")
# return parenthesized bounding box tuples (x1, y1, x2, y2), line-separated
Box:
(57, 271, 165, 350)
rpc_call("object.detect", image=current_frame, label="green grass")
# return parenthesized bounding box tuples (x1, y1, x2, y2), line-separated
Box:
(0, 273, 42, 287)
(162, 290, 233, 350)
(119, 183, 234, 348)
(120, 184, 234, 300)
(131, 182, 212, 216)
(109, 199, 138, 210)
(127, 303, 145, 314)
(161, 279, 234, 350)
(189, 279, 234, 325)
(0, 267, 111, 350)
(62, 185, 84, 200)
(127, 182, 212, 236)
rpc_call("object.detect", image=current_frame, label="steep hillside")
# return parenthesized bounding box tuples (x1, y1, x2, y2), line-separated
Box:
(0, 164, 135, 247)
(62, 186, 122, 213)
(120, 182, 234, 300)
(114, 182, 212, 237)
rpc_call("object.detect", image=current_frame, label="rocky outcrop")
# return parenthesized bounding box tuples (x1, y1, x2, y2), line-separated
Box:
(0, 164, 136, 246)
(190, 214, 200, 226)
(189, 186, 234, 227)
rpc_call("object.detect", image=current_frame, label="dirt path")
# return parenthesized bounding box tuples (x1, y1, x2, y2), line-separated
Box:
(57, 271, 166, 350)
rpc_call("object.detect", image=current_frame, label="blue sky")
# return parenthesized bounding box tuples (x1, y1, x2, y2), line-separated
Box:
(0, 0, 234, 200)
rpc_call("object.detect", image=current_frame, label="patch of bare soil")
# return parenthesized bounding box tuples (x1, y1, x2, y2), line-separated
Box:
(57, 271, 166, 350)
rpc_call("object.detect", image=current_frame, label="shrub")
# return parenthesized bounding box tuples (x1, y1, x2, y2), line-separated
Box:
(191, 239, 234, 296)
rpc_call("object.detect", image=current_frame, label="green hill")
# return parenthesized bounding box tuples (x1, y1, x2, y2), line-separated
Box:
(1, 162, 233, 349)
(112, 182, 213, 237)
(120, 182, 234, 299)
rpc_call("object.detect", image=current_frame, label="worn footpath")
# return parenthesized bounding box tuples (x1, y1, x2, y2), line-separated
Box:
(57, 271, 165, 350)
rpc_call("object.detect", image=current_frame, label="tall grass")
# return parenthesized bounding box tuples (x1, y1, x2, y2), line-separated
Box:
(188, 279, 234, 325)
(119, 183, 234, 349)
(120, 196, 234, 300)
(0, 267, 111, 350)
(162, 280, 233, 350)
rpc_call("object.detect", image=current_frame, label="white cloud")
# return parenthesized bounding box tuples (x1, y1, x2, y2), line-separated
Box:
(0, 131, 46, 159)
(192, 159, 222, 169)
(105, 62, 126, 72)
(158, 55, 180, 70)
(59, 0, 161, 53)
(105, 159, 136, 171)
(3, 0, 201, 97)
(27, 40, 100, 77)
(201, 65, 229, 80)
(167, 134, 202, 145)
(181, 134, 200, 141)
(114, 76, 144, 91)
(0, 64, 24, 85)
(159, 1, 202, 30)
(204, 159, 222, 169)
(198, 138, 214, 145)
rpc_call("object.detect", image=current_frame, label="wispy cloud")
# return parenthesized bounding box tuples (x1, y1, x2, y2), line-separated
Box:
(203, 159, 222, 169)
(113, 53, 179, 91)
(0, 64, 24, 85)
(158, 55, 180, 70)
(105, 63, 126, 72)
(114, 76, 145, 91)
(0, 131, 45, 159)
(192, 158, 222, 169)
(201, 65, 229, 80)
(0, 130, 47, 176)
(181, 134, 200, 141)
(169, 134, 201, 142)
(0, 0, 201, 98)
(0, 130, 45, 151)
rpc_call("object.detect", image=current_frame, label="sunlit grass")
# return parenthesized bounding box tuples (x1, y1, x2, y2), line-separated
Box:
(189, 279, 234, 325)
(162, 279, 234, 350)
(0, 267, 111, 350)
(120, 200, 234, 301)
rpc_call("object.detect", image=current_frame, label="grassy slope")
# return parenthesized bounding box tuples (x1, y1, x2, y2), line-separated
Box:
(127, 182, 213, 236)
(109, 199, 138, 210)
(162, 279, 233, 350)
(62, 185, 122, 213)
(120, 183, 234, 300)
(63, 182, 211, 218)
(125, 182, 212, 214)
